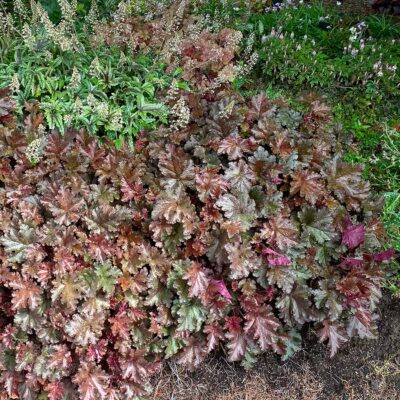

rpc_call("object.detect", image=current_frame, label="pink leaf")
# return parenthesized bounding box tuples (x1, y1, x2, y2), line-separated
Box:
(372, 249, 396, 262)
(212, 279, 233, 302)
(342, 220, 365, 249)
(339, 258, 364, 269)
(262, 248, 291, 266)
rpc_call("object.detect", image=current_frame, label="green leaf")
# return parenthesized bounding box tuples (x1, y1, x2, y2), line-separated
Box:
(313, 280, 343, 320)
(176, 301, 207, 332)
(1, 349, 16, 371)
(258, 20, 264, 36)
(167, 261, 190, 299)
(94, 262, 122, 294)
(282, 329, 302, 361)
(298, 207, 337, 245)
(165, 334, 184, 358)
(241, 346, 261, 370)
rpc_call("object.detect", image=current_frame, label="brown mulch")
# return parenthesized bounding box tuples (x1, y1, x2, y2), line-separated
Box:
(153, 292, 400, 400)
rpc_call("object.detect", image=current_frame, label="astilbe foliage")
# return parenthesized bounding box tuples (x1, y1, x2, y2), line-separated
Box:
(0, 88, 395, 399)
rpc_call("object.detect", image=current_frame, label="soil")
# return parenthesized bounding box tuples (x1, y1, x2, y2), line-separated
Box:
(154, 291, 400, 400)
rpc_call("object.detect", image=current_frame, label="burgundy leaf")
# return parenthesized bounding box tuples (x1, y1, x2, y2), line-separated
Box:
(342, 220, 365, 249)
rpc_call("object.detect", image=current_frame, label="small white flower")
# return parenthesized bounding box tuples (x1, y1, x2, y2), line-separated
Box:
(67, 66, 81, 90)
(10, 73, 20, 94)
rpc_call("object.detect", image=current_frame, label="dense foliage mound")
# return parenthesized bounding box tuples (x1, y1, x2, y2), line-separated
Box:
(0, 86, 395, 399)
(92, 3, 248, 92)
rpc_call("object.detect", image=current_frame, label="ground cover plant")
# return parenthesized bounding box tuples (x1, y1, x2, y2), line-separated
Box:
(0, 78, 396, 398)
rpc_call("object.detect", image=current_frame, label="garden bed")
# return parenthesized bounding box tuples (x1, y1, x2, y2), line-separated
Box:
(0, 1, 399, 399)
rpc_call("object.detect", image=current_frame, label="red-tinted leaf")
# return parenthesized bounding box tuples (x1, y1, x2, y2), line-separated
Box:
(159, 146, 195, 191)
(225, 241, 262, 279)
(184, 262, 210, 298)
(204, 323, 225, 353)
(44, 187, 85, 226)
(73, 362, 110, 400)
(45, 381, 65, 400)
(225, 330, 248, 362)
(246, 92, 271, 121)
(327, 159, 370, 211)
(277, 284, 315, 325)
(244, 305, 282, 352)
(342, 220, 365, 249)
(262, 248, 291, 266)
(218, 133, 250, 160)
(9, 278, 42, 310)
(195, 166, 229, 202)
(318, 320, 348, 357)
(121, 350, 161, 383)
(290, 170, 326, 205)
(121, 178, 146, 203)
(177, 337, 207, 370)
(260, 216, 299, 250)
(347, 306, 377, 339)
(224, 160, 256, 192)
(336, 271, 374, 303)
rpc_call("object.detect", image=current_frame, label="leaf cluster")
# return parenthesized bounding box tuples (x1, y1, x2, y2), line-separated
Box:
(92, 4, 244, 92)
(0, 85, 395, 398)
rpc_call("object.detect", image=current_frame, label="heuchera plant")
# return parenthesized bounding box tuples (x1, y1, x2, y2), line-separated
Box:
(0, 87, 395, 399)
(93, 4, 243, 92)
